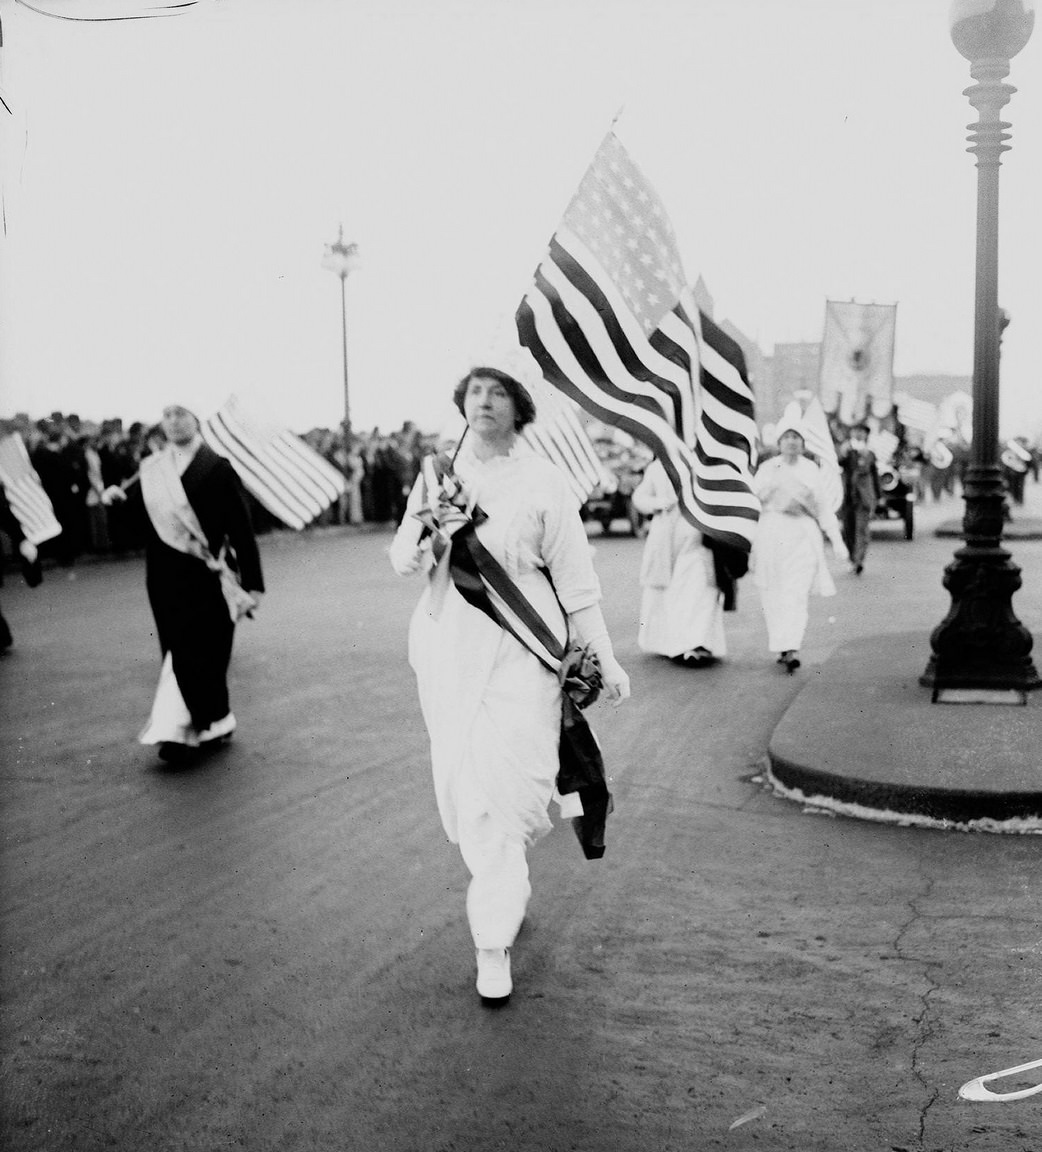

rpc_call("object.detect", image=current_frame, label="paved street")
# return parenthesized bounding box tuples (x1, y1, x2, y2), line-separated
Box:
(1, 490, 1040, 1152)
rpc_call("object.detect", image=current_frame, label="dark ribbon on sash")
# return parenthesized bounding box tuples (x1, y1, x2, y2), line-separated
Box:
(437, 495, 613, 860)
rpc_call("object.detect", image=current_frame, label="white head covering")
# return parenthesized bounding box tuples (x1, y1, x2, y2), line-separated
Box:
(774, 415, 806, 442)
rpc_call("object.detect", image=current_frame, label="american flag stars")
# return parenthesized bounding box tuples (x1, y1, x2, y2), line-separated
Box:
(561, 139, 685, 335)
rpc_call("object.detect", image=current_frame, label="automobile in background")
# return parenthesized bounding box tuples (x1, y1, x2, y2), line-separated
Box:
(581, 438, 652, 536)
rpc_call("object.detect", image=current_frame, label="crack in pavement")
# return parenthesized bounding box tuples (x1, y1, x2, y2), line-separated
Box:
(892, 868, 942, 1149)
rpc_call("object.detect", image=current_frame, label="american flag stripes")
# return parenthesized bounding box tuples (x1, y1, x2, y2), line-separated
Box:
(521, 391, 615, 504)
(515, 132, 758, 552)
(200, 395, 345, 531)
(0, 433, 63, 545)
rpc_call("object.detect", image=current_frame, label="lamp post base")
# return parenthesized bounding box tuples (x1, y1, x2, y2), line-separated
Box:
(920, 544, 1040, 698)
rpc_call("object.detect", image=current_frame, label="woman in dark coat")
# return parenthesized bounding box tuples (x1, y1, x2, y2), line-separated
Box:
(105, 405, 264, 759)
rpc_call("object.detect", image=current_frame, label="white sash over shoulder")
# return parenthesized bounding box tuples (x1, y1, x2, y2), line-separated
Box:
(140, 450, 256, 623)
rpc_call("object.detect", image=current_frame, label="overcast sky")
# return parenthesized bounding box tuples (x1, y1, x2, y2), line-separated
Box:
(1, 0, 1039, 437)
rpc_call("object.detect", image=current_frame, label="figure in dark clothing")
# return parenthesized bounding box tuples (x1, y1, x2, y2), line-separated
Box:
(31, 428, 87, 567)
(839, 424, 882, 576)
(104, 405, 264, 762)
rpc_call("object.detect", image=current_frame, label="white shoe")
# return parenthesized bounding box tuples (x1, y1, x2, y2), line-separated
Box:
(475, 948, 512, 1000)
(198, 713, 236, 743)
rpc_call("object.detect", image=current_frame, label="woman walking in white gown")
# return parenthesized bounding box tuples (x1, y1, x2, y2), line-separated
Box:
(389, 368, 630, 1003)
(631, 459, 727, 667)
(751, 422, 848, 672)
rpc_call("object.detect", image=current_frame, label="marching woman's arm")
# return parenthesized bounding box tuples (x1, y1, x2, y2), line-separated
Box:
(388, 472, 428, 575)
(810, 464, 849, 561)
(568, 602, 630, 704)
(630, 460, 675, 515)
(539, 468, 630, 704)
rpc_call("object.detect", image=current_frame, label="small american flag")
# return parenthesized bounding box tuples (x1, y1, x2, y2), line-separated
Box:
(201, 395, 346, 531)
(516, 132, 759, 552)
(521, 385, 615, 504)
(0, 433, 63, 545)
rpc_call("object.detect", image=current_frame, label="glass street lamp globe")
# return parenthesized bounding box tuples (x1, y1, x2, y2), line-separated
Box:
(950, 0, 1035, 61)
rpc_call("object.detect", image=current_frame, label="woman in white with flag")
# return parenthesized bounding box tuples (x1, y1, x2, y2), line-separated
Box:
(751, 417, 848, 673)
(389, 367, 629, 1004)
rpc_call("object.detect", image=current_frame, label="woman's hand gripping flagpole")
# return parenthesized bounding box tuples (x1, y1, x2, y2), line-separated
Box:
(568, 602, 631, 706)
(410, 453, 476, 617)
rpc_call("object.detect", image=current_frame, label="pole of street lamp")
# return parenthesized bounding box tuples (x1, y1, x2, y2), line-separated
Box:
(921, 0, 1038, 700)
(340, 271, 349, 435)
(321, 225, 359, 437)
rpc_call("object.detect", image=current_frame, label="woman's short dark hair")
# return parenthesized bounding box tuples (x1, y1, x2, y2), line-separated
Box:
(453, 367, 537, 431)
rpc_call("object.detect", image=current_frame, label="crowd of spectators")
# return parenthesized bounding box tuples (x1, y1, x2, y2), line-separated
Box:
(3, 408, 1040, 572)
(0, 411, 440, 570)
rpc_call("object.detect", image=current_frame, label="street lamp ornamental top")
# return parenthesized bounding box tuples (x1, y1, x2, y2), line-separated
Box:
(950, 0, 1034, 62)
(322, 226, 359, 281)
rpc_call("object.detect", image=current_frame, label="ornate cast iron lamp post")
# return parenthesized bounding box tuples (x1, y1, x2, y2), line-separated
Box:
(321, 225, 360, 435)
(921, 0, 1039, 702)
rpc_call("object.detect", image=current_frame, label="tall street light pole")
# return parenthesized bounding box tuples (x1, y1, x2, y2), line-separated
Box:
(922, 0, 1038, 702)
(321, 225, 359, 436)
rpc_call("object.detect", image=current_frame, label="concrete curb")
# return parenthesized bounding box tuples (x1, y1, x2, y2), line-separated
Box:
(766, 632, 1042, 833)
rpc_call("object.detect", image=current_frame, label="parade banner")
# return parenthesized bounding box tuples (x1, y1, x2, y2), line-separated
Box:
(515, 131, 759, 553)
(201, 395, 346, 531)
(819, 300, 897, 424)
(0, 433, 63, 545)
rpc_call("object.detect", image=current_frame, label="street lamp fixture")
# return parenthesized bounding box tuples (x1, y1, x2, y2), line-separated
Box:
(321, 225, 360, 436)
(921, 0, 1038, 702)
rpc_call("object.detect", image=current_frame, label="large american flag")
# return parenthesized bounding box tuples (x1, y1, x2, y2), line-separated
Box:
(515, 132, 759, 552)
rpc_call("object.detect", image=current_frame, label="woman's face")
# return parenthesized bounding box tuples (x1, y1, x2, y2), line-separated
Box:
(463, 376, 517, 440)
(161, 405, 199, 447)
(778, 430, 804, 458)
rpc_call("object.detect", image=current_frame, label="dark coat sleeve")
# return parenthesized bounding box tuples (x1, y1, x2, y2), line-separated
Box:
(208, 457, 265, 594)
(182, 447, 265, 594)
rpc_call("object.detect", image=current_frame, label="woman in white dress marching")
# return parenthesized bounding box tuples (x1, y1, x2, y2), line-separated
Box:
(751, 421, 848, 672)
(631, 458, 727, 667)
(389, 367, 630, 1003)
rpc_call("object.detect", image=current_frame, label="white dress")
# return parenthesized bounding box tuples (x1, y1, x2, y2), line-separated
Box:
(751, 454, 842, 653)
(631, 460, 725, 658)
(389, 440, 601, 848)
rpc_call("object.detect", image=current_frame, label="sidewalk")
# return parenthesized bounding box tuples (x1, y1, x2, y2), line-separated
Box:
(766, 484, 1042, 832)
